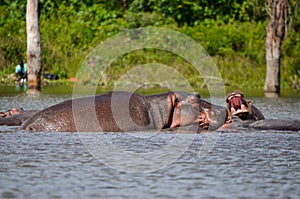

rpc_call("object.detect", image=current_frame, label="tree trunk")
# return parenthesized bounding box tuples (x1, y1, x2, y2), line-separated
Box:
(264, 0, 289, 97)
(123, 0, 127, 12)
(26, 0, 42, 90)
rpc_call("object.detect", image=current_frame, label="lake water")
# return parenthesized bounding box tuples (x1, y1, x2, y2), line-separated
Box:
(0, 91, 299, 198)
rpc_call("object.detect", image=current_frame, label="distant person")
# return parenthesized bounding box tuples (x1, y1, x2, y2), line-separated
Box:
(15, 59, 27, 83)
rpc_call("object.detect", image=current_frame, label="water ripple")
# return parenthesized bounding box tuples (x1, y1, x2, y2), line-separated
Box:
(0, 95, 299, 198)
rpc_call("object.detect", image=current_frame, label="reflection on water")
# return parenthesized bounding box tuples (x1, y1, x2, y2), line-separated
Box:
(15, 84, 28, 92)
(0, 93, 299, 198)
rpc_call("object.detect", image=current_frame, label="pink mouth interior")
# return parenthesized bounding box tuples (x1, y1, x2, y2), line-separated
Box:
(198, 110, 210, 129)
(228, 94, 249, 116)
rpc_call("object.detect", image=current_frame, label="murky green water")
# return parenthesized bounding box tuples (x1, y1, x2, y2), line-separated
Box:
(1, 84, 300, 97)
(0, 86, 299, 198)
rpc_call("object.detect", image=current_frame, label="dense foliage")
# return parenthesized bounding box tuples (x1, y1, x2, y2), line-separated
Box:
(0, 0, 299, 90)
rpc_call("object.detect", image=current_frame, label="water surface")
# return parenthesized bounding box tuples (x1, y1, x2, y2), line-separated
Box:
(0, 92, 299, 198)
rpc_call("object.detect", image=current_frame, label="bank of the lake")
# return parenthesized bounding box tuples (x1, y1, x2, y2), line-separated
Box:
(1, 84, 300, 99)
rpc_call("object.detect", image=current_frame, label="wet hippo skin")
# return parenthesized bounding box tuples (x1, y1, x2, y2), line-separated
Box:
(220, 116, 300, 131)
(247, 119, 300, 131)
(21, 91, 224, 132)
(197, 98, 227, 131)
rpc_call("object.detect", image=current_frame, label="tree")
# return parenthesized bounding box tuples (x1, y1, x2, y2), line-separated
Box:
(26, 0, 42, 90)
(264, 0, 289, 97)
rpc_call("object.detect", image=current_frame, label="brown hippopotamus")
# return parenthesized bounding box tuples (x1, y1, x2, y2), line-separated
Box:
(225, 90, 264, 121)
(0, 108, 38, 126)
(20, 91, 227, 132)
(221, 90, 300, 131)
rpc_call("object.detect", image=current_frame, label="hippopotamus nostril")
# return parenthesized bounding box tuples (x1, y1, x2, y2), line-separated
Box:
(27, 126, 34, 131)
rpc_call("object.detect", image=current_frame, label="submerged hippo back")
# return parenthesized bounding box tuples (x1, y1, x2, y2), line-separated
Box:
(20, 92, 153, 132)
(20, 100, 76, 132)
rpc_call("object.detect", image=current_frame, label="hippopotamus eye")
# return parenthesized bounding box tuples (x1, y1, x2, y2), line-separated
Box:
(189, 99, 197, 104)
(192, 97, 200, 103)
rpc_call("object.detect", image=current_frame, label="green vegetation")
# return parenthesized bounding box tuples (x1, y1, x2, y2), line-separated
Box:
(0, 0, 299, 91)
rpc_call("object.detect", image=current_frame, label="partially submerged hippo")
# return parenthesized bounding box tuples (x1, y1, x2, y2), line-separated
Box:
(220, 116, 300, 132)
(3, 90, 298, 132)
(221, 90, 300, 131)
(20, 91, 227, 132)
(0, 108, 38, 126)
(226, 90, 264, 121)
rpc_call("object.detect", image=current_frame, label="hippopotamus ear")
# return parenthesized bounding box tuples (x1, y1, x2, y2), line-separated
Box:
(247, 100, 253, 115)
(193, 92, 201, 98)
(247, 100, 265, 121)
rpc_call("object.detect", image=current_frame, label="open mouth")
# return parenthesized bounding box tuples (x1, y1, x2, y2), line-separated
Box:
(227, 93, 249, 119)
(198, 110, 210, 129)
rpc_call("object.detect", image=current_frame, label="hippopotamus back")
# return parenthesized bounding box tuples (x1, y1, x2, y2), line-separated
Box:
(20, 91, 203, 132)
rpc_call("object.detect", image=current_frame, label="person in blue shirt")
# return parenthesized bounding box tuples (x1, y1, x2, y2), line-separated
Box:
(15, 59, 27, 83)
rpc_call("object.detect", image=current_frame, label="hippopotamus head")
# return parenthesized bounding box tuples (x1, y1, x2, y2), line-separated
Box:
(169, 91, 201, 129)
(226, 90, 249, 119)
(226, 90, 264, 121)
(169, 91, 227, 131)
(197, 98, 227, 131)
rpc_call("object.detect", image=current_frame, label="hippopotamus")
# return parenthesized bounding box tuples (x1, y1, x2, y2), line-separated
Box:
(20, 91, 227, 132)
(220, 90, 300, 131)
(225, 90, 264, 121)
(0, 108, 38, 126)
(220, 116, 300, 131)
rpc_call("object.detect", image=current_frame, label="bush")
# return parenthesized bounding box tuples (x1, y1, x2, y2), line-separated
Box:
(0, 0, 299, 90)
